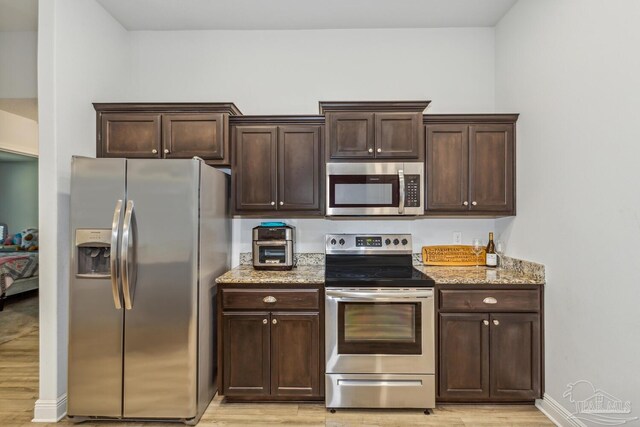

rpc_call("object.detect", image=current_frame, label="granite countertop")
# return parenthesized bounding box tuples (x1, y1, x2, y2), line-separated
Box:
(416, 265, 544, 285)
(215, 265, 325, 285)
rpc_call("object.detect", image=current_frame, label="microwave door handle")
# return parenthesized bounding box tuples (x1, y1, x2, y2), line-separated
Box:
(398, 169, 405, 214)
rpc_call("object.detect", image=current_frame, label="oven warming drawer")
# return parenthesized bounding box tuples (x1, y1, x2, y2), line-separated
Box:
(326, 373, 435, 409)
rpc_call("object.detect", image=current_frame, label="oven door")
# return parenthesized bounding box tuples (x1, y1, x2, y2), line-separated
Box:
(325, 288, 434, 375)
(326, 162, 423, 216)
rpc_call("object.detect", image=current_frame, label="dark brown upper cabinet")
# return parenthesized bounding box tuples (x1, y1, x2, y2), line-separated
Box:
(232, 118, 323, 216)
(95, 103, 241, 165)
(425, 115, 518, 217)
(320, 101, 429, 161)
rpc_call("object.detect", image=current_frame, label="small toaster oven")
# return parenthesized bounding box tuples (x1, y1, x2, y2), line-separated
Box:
(252, 225, 295, 270)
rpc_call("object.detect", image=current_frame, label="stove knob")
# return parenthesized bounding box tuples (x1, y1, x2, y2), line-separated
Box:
(330, 238, 337, 245)
(393, 238, 400, 246)
(401, 238, 408, 246)
(339, 238, 346, 246)
(385, 238, 391, 246)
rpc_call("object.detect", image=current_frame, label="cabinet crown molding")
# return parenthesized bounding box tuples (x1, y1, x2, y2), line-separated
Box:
(93, 102, 243, 115)
(319, 101, 431, 114)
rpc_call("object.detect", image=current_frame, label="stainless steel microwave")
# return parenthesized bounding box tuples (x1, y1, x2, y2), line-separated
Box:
(326, 162, 424, 216)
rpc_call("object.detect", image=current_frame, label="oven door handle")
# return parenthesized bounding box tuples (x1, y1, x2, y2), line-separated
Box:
(325, 289, 433, 300)
(255, 240, 288, 246)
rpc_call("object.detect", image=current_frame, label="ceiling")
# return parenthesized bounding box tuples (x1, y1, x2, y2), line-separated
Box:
(0, 0, 37, 31)
(96, 0, 518, 31)
(0, 150, 37, 162)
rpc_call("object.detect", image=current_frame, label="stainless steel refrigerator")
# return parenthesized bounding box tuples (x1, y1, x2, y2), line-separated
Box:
(68, 157, 230, 424)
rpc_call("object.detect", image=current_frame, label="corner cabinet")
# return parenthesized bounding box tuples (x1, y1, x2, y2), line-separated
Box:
(94, 103, 242, 165)
(218, 286, 324, 401)
(425, 115, 518, 216)
(320, 101, 429, 161)
(437, 286, 543, 403)
(232, 119, 323, 216)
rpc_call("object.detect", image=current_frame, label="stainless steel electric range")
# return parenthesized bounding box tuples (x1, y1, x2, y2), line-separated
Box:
(324, 234, 436, 412)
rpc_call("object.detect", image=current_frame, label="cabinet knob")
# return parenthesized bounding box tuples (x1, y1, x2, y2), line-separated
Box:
(263, 296, 277, 303)
(270, 201, 275, 206)
(377, 148, 382, 153)
(151, 149, 158, 154)
(483, 320, 489, 326)
(472, 201, 478, 206)
(493, 319, 500, 326)
(164, 149, 170, 154)
(483, 297, 498, 304)
(279, 201, 284, 206)
(463, 201, 469, 206)
(262, 319, 268, 324)
(272, 318, 278, 324)
(368, 148, 373, 153)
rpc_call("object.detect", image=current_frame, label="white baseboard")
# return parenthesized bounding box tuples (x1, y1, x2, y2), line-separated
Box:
(536, 393, 586, 427)
(32, 393, 67, 423)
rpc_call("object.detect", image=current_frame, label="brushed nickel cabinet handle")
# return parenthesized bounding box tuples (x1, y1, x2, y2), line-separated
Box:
(483, 297, 497, 304)
(164, 149, 170, 154)
(279, 201, 284, 206)
(463, 201, 469, 206)
(151, 149, 158, 154)
(263, 319, 267, 324)
(272, 319, 278, 324)
(377, 148, 382, 153)
(483, 320, 489, 326)
(263, 296, 277, 303)
(368, 148, 373, 153)
(472, 201, 478, 206)
(270, 201, 275, 206)
(493, 319, 500, 326)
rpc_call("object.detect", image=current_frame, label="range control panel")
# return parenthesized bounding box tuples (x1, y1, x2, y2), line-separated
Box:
(326, 234, 413, 254)
(405, 175, 421, 208)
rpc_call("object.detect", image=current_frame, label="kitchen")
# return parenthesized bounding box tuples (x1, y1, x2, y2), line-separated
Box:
(2, 0, 639, 426)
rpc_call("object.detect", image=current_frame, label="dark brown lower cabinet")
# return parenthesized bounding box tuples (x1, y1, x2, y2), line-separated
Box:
(222, 312, 271, 396)
(219, 286, 323, 401)
(439, 313, 489, 400)
(437, 286, 543, 403)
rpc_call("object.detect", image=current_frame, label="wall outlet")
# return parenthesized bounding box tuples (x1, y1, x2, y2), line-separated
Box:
(453, 232, 462, 244)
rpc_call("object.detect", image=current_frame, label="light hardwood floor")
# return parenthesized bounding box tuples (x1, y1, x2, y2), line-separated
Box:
(0, 296, 553, 426)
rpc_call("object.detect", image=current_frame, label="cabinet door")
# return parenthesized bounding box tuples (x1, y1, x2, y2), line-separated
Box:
(234, 126, 277, 211)
(162, 113, 227, 162)
(469, 124, 514, 212)
(426, 124, 469, 211)
(100, 113, 161, 158)
(490, 313, 541, 400)
(439, 313, 489, 400)
(222, 312, 271, 396)
(374, 113, 421, 159)
(277, 126, 321, 212)
(270, 312, 320, 396)
(328, 112, 375, 159)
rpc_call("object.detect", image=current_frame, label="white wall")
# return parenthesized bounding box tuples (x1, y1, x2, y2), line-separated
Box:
(36, 0, 131, 421)
(130, 27, 500, 265)
(0, 31, 37, 98)
(495, 0, 640, 422)
(232, 218, 496, 266)
(0, 109, 38, 155)
(0, 160, 38, 233)
(130, 28, 495, 114)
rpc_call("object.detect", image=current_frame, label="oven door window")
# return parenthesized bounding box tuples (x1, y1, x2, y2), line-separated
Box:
(329, 175, 399, 208)
(259, 246, 286, 264)
(338, 302, 422, 354)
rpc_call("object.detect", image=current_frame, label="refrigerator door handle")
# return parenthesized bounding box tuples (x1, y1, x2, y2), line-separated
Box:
(121, 200, 136, 310)
(110, 200, 123, 309)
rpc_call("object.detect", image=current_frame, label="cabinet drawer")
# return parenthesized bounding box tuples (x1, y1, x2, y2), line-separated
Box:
(222, 289, 320, 310)
(439, 290, 539, 312)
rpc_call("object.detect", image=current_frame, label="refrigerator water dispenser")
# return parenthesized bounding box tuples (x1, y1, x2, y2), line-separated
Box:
(76, 229, 112, 278)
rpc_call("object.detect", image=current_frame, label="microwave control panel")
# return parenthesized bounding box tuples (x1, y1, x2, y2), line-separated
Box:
(405, 175, 421, 207)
